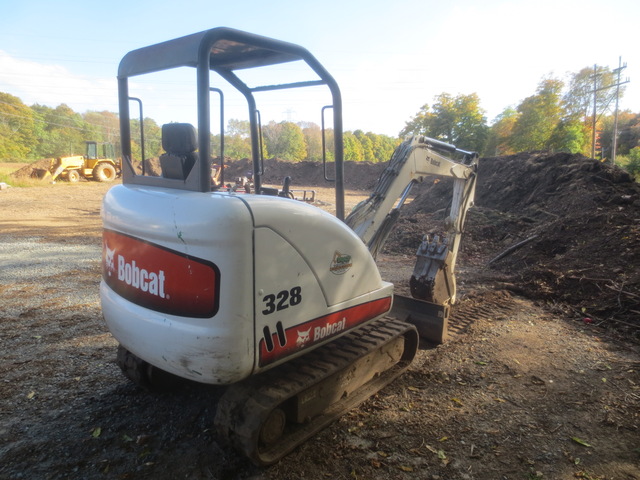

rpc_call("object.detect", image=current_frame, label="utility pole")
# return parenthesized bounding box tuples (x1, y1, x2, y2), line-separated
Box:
(611, 57, 630, 165)
(591, 64, 599, 159)
(588, 61, 630, 161)
(283, 109, 296, 122)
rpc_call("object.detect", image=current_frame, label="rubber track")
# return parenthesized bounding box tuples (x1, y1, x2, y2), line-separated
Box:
(214, 317, 418, 465)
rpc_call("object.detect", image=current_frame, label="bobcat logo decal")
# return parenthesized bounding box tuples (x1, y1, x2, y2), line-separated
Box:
(104, 243, 116, 276)
(296, 327, 312, 347)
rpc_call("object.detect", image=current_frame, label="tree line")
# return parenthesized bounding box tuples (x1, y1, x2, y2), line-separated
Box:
(400, 65, 640, 177)
(0, 92, 400, 165)
(1, 62, 639, 177)
(0, 95, 120, 162)
(213, 119, 400, 164)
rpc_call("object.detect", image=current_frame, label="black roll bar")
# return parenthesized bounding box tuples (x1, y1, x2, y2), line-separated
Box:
(117, 27, 345, 220)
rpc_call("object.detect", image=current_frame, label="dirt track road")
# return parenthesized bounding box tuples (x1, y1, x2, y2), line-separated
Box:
(1, 180, 639, 480)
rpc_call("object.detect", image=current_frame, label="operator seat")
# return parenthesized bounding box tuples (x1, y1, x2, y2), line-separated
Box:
(159, 123, 198, 180)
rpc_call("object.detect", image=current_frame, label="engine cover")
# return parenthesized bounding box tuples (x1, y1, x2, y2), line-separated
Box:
(101, 185, 392, 384)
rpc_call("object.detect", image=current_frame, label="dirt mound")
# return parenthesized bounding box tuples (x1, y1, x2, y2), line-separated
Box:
(138, 157, 385, 190)
(386, 152, 640, 335)
(10, 158, 54, 179)
(219, 157, 385, 190)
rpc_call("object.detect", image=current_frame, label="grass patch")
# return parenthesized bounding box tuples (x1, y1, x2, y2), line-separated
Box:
(0, 163, 50, 188)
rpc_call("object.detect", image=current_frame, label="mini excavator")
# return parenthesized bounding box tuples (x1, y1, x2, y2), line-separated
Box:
(101, 27, 478, 465)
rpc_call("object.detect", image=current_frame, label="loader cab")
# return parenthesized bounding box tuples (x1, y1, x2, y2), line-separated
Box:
(118, 27, 346, 219)
(86, 141, 115, 161)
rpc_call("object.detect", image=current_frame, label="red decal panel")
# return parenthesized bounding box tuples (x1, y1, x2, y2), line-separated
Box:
(258, 296, 392, 367)
(103, 229, 219, 318)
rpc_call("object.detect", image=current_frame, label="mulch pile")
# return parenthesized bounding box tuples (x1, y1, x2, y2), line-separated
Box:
(219, 157, 385, 191)
(386, 151, 640, 337)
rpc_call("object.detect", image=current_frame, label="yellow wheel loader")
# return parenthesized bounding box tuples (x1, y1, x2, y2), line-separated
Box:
(49, 141, 120, 183)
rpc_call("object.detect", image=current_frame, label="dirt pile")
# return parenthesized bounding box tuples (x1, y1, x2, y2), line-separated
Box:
(114, 156, 385, 190)
(11, 158, 54, 179)
(386, 152, 640, 336)
(220, 157, 385, 191)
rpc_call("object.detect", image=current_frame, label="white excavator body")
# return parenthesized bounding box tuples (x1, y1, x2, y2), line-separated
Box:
(102, 186, 393, 384)
(100, 27, 477, 464)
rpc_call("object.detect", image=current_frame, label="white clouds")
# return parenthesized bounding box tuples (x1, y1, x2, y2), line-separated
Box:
(0, 50, 118, 112)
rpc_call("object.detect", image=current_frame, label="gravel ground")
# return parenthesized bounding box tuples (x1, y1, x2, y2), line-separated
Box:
(0, 238, 100, 313)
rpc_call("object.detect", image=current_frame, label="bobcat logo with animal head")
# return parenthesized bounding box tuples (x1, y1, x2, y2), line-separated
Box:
(296, 327, 311, 347)
(104, 243, 116, 276)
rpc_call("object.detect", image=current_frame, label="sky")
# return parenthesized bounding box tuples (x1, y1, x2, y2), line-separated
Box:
(0, 0, 638, 137)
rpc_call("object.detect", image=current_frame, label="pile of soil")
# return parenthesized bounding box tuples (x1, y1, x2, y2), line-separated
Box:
(213, 157, 386, 191)
(212, 150, 640, 336)
(11, 158, 54, 179)
(88, 156, 385, 189)
(385, 152, 640, 337)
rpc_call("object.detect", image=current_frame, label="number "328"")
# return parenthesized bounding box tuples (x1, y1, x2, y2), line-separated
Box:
(262, 286, 302, 315)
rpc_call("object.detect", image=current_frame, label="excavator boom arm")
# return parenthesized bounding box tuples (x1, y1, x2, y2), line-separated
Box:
(346, 136, 478, 304)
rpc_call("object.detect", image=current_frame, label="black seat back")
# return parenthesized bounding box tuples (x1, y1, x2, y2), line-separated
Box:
(159, 123, 198, 180)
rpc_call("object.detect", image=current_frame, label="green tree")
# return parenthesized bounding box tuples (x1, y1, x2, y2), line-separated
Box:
(143, 118, 162, 159)
(509, 78, 564, 152)
(34, 103, 87, 157)
(127, 117, 162, 161)
(449, 93, 488, 152)
(400, 103, 435, 138)
(30, 104, 56, 158)
(353, 130, 375, 162)
(343, 132, 364, 162)
(548, 119, 589, 154)
(563, 66, 620, 120)
(83, 111, 120, 148)
(559, 66, 625, 157)
(299, 121, 323, 161)
(600, 111, 640, 157)
(214, 119, 253, 159)
(367, 132, 398, 163)
(323, 128, 335, 162)
(400, 93, 488, 153)
(263, 121, 306, 161)
(624, 146, 640, 178)
(485, 108, 518, 156)
(0, 92, 35, 160)
(227, 118, 250, 138)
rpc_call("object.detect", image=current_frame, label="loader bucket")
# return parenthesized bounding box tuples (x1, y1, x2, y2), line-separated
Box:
(389, 294, 449, 344)
(31, 168, 51, 180)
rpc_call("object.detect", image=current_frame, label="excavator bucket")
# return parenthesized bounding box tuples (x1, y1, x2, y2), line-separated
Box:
(388, 294, 450, 344)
